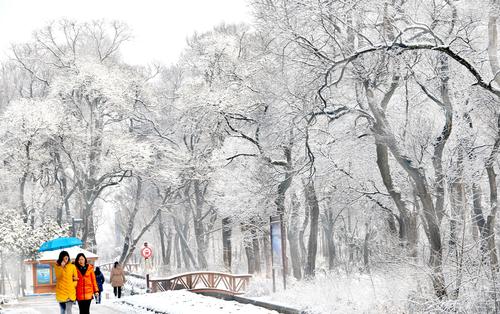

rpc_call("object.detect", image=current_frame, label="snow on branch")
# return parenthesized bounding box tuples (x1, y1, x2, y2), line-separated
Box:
(331, 41, 500, 97)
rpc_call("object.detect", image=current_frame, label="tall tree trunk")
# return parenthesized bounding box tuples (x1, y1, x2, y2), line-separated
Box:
(347, 206, 354, 264)
(191, 180, 209, 269)
(483, 114, 500, 268)
(484, 0, 500, 270)
(449, 147, 466, 252)
(421, 196, 446, 298)
(325, 228, 336, 270)
(83, 112, 104, 249)
(375, 0, 415, 252)
(251, 226, 262, 273)
(321, 231, 328, 259)
(322, 198, 337, 270)
(376, 143, 413, 247)
(222, 217, 232, 271)
(244, 244, 255, 274)
(20, 140, 32, 225)
(275, 146, 294, 276)
(54, 151, 72, 226)
(119, 177, 142, 263)
(81, 197, 97, 251)
(304, 179, 320, 278)
(406, 212, 418, 258)
(165, 227, 172, 268)
(20, 172, 28, 221)
(263, 234, 272, 278)
(288, 193, 302, 279)
(472, 183, 486, 238)
(363, 223, 370, 269)
(466, 113, 499, 264)
(181, 241, 191, 269)
(365, 84, 447, 298)
(299, 203, 310, 267)
(242, 223, 255, 274)
(387, 214, 397, 236)
(174, 234, 182, 269)
(158, 211, 170, 266)
(173, 219, 197, 269)
(275, 146, 293, 216)
(56, 206, 63, 227)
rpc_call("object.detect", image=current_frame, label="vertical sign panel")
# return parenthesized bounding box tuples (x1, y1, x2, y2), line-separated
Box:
(270, 217, 282, 269)
(36, 264, 50, 285)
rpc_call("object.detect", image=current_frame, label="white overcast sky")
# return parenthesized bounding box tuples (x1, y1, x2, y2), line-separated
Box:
(0, 0, 252, 65)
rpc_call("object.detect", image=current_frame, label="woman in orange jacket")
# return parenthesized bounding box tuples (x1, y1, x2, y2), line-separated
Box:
(54, 250, 78, 314)
(74, 253, 99, 314)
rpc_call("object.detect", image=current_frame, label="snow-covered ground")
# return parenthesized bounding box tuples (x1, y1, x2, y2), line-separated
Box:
(121, 273, 147, 295)
(244, 266, 427, 314)
(0, 294, 136, 314)
(116, 290, 279, 314)
(1, 264, 431, 313)
(103, 265, 427, 313)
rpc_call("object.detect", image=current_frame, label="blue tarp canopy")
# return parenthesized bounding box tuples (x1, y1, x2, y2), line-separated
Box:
(38, 237, 82, 252)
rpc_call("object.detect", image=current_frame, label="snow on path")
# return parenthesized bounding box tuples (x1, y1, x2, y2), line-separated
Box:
(0, 294, 141, 314)
(0, 304, 137, 314)
(118, 290, 280, 314)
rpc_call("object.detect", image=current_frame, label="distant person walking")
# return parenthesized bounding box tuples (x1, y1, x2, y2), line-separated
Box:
(55, 250, 78, 314)
(94, 267, 105, 304)
(110, 261, 126, 298)
(75, 253, 99, 314)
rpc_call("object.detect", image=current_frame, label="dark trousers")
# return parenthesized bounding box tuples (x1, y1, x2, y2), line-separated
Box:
(95, 291, 102, 304)
(77, 300, 91, 314)
(113, 286, 122, 298)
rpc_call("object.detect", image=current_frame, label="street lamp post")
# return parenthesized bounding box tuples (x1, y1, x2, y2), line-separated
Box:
(72, 217, 83, 238)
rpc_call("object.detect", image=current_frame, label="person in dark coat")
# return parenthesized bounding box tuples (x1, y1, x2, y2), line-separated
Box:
(94, 267, 105, 304)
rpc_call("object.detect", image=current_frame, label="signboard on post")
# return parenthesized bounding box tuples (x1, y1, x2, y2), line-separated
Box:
(141, 242, 153, 260)
(36, 264, 50, 284)
(270, 217, 282, 268)
(270, 214, 286, 292)
(141, 242, 153, 278)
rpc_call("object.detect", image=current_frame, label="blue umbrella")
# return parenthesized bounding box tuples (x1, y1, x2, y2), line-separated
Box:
(38, 237, 83, 252)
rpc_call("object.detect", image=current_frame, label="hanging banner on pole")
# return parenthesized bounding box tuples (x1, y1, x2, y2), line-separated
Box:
(270, 215, 282, 269)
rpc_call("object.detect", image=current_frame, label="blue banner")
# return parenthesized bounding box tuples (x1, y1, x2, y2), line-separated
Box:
(271, 221, 282, 268)
(36, 264, 50, 284)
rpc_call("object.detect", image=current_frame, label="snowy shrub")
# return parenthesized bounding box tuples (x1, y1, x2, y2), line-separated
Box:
(0, 208, 68, 258)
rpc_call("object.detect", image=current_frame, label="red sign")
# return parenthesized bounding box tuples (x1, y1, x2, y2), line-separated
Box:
(141, 246, 153, 259)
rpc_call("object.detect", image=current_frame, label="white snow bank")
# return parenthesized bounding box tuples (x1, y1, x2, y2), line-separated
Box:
(116, 290, 279, 314)
(245, 266, 427, 313)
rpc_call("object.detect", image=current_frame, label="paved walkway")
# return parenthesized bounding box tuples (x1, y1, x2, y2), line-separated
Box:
(0, 295, 136, 314)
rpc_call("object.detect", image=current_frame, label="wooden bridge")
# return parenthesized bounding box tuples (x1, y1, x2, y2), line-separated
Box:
(146, 271, 252, 295)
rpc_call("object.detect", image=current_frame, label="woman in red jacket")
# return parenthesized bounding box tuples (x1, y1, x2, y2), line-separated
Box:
(74, 253, 99, 314)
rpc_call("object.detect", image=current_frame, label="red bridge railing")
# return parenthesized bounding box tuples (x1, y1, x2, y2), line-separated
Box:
(147, 271, 252, 295)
